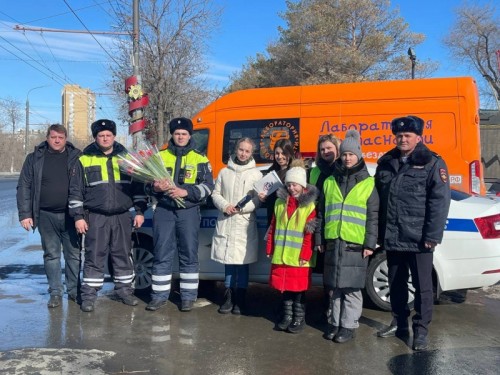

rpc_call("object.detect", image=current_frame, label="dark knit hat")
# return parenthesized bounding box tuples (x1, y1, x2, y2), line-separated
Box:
(169, 117, 193, 135)
(340, 129, 362, 160)
(91, 119, 116, 138)
(391, 116, 424, 135)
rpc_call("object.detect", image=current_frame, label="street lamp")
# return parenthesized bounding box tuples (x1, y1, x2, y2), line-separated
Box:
(407, 47, 416, 80)
(25, 85, 49, 155)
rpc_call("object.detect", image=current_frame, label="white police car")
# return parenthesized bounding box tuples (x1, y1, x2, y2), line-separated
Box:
(131, 172, 500, 311)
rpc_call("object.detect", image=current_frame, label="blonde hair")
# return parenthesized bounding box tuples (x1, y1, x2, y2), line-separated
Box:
(315, 134, 341, 164)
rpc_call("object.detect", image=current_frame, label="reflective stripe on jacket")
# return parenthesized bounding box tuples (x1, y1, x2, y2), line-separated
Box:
(271, 197, 316, 267)
(160, 148, 206, 185)
(152, 140, 214, 209)
(69, 142, 146, 219)
(79, 155, 130, 186)
(324, 176, 374, 244)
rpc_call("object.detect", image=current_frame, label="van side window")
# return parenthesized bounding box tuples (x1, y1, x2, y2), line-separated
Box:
(223, 119, 300, 165)
(192, 129, 209, 155)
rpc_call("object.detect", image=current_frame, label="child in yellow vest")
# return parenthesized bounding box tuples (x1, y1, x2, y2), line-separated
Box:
(266, 159, 319, 333)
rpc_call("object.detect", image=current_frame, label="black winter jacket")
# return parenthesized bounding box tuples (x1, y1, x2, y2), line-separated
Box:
(319, 159, 379, 289)
(68, 142, 147, 221)
(17, 141, 81, 229)
(375, 142, 451, 252)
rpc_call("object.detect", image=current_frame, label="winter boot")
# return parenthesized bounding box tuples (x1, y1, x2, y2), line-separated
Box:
(324, 295, 337, 340)
(287, 292, 306, 334)
(218, 288, 233, 314)
(276, 295, 294, 331)
(232, 288, 247, 315)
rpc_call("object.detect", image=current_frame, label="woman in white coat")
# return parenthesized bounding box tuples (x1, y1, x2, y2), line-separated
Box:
(211, 137, 263, 315)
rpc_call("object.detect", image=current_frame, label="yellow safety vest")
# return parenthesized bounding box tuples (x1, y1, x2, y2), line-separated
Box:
(160, 149, 207, 185)
(323, 176, 374, 244)
(309, 166, 321, 185)
(79, 154, 131, 186)
(271, 198, 316, 267)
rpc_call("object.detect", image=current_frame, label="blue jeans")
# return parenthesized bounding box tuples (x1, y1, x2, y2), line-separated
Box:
(37, 210, 81, 298)
(224, 264, 249, 289)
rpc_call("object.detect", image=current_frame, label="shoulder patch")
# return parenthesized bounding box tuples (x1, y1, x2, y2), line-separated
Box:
(439, 168, 448, 183)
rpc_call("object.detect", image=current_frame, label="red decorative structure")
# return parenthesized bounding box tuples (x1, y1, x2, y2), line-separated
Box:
(125, 75, 149, 135)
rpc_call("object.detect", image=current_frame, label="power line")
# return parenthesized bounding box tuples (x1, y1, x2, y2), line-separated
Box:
(9, 1, 110, 26)
(40, 32, 68, 81)
(62, 0, 122, 65)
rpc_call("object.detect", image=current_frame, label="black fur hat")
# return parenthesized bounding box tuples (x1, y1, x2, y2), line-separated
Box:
(390, 116, 424, 136)
(169, 117, 193, 135)
(91, 119, 116, 138)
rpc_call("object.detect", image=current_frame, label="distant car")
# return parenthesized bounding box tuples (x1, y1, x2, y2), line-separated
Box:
(131, 165, 500, 311)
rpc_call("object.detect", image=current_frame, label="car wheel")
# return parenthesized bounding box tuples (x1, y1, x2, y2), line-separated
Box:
(131, 246, 154, 290)
(365, 251, 415, 311)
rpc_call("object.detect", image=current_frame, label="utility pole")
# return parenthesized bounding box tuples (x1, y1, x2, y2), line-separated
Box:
(128, 0, 148, 151)
(15, 2, 147, 149)
(25, 85, 50, 155)
(408, 47, 416, 80)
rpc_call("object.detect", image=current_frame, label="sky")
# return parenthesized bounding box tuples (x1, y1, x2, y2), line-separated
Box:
(0, 0, 498, 140)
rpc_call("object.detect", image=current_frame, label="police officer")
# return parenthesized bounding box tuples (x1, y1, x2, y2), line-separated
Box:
(69, 119, 147, 312)
(375, 115, 451, 351)
(146, 117, 214, 312)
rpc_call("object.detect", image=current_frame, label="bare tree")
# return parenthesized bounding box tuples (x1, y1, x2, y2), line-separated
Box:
(107, 0, 222, 146)
(228, 0, 436, 92)
(444, 2, 500, 109)
(0, 97, 23, 135)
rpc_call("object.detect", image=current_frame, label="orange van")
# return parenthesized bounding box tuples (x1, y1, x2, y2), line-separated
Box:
(191, 77, 485, 195)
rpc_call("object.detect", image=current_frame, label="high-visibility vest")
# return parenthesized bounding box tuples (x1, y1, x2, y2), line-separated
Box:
(323, 176, 374, 244)
(271, 198, 316, 267)
(159, 149, 207, 185)
(309, 166, 321, 185)
(79, 154, 131, 186)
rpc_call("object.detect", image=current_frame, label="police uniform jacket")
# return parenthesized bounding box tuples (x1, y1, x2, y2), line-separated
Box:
(68, 141, 146, 221)
(17, 141, 81, 229)
(375, 142, 451, 253)
(148, 138, 214, 209)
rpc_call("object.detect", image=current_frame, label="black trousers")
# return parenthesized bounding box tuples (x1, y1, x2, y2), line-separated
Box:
(386, 251, 434, 335)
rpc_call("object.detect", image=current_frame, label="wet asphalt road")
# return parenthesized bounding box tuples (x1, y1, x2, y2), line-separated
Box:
(1, 176, 500, 374)
(1, 269, 500, 375)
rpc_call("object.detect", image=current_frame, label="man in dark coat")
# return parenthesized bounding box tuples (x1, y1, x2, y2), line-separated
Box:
(17, 124, 81, 308)
(375, 115, 451, 351)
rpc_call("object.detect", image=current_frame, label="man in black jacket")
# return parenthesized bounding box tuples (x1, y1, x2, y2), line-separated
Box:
(17, 124, 81, 308)
(69, 119, 147, 312)
(375, 116, 451, 351)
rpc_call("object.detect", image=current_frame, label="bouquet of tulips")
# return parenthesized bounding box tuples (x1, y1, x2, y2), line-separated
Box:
(117, 142, 185, 208)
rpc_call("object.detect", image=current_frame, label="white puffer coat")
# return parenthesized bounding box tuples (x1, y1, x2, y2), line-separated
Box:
(211, 157, 263, 264)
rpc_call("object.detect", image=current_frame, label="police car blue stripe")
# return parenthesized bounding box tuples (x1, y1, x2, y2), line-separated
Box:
(145, 216, 479, 233)
(445, 218, 478, 232)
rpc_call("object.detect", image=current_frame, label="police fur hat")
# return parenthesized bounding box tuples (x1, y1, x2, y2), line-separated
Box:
(169, 117, 193, 135)
(340, 129, 362, 160)
(285, 159, 307, 188)
(391, 115, 424, 136)
(91, 119, 116, 138)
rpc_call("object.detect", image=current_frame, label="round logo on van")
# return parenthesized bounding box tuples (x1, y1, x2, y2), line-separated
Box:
(259, 119, 300, 161)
